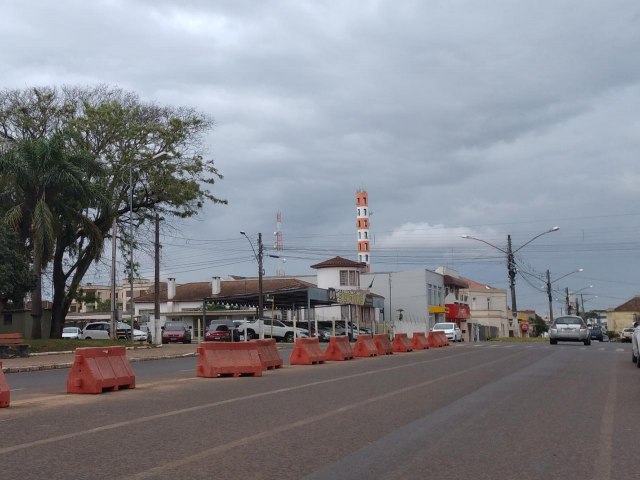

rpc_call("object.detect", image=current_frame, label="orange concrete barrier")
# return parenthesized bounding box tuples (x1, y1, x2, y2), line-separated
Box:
(427, 331, 443, 348)
(197, 342, 263, 377)
(251, 338, 283, 370)
(373, 334, 393, 355)
(324, 335, 354, 361)
(392, 333, 413, 353)
(290, 337, 326, 365)
(411, 332, 430, 350)
(353, 335, 378, 357)
(436, 331, 450, 346)
(67, 346, 136, 394)
(1, 361, 9, 407)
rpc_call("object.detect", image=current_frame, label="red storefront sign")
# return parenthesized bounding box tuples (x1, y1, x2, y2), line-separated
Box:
(445, 304, 470, 320)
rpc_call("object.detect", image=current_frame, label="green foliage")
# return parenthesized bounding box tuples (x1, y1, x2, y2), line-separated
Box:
(0, 220, 35, 307)
(531, 314, 548, 336)
(0, 85, 225, 337)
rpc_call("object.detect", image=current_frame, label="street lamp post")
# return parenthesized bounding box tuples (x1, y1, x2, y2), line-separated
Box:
(572, 285, 593, 315)
(240, 231, 264, 339)
(546, 268, 583, 322)
(128, 151, 170, 345)
(462, 226, 559, 337)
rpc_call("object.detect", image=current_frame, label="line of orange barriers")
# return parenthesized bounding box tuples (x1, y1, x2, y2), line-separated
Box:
(0, 332, 450, 406)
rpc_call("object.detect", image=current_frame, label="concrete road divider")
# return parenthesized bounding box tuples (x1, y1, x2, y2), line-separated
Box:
(290, 338, 326, 365)
(67, 346, 136, 394)
(324, 336, 354, 361)
(427, 331, 444, 348)
(197, 342, 263, 377)
(436, 332, 450, 346)
(373, 334, 393, 355)
(392, 333, 414, 353)
(0, 361, 9, 407)
(353, 336, 378, 357)
(251, 338, 283, 370)
(411, 332, 430, 350)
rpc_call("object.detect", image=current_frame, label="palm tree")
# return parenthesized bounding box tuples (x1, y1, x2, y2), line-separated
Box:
(0, 134, 102, 338)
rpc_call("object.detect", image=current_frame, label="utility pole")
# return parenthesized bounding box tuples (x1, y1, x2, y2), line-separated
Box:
(566, 287, 571, 315)
(546, 269, 553, 323)
(258, 232, 264, 339)
(110, 219, 117, 340)
(154, 212, 160, 322)
(507, 235, 519, 337)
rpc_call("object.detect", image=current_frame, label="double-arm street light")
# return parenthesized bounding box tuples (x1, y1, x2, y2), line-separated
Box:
(546, 268, 583, 322)
(572, 285, 593, 315)
(462, 226, 559, 336)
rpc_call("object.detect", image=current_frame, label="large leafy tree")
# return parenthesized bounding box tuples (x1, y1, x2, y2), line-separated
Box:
(0, 85, 225, 337)
(0, 220, 35, 311)
(0, 134, 103, 337)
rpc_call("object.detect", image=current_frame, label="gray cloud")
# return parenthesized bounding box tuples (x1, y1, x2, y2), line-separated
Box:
(2, 0, 640, 312)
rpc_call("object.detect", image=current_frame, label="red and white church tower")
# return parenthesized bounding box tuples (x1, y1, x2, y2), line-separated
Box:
(356, 190, 371, 271)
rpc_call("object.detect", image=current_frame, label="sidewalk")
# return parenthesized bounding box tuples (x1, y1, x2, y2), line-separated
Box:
(1, 343, 199, 373)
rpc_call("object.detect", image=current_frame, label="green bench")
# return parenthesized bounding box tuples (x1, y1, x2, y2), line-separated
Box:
(0, 333, 30, 359)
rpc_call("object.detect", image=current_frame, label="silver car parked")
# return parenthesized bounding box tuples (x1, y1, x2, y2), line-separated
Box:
(549, 315, 591, 345)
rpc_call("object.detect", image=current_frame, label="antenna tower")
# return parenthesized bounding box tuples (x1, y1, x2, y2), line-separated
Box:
(274, 211, 285, 276)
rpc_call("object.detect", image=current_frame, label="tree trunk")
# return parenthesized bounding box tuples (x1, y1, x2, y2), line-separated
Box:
(50, 237, 104, 338)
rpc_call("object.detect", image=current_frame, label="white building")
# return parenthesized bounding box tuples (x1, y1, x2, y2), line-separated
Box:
(361, 268, 445, 336)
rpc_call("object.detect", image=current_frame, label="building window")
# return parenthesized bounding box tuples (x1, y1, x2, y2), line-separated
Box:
(487, 297, 491, 310)
(364, 208, 367, 215)
(3, 313, 12, 326)
(349, 271, 356, 286)
(340, 270, 348, 286)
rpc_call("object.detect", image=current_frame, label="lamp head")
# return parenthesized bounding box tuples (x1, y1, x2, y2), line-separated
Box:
(240, 231, 246, 236)
(550, 226, 560, 232)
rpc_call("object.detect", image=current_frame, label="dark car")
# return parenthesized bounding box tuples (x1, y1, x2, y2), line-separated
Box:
(205, 321, 240, 342)
(161, 321, 192, 344)
(590, 324, 605, 341)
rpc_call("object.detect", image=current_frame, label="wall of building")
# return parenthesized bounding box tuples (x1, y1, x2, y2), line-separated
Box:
(466, 288, 509, 338)
(361, 269, 444, 334)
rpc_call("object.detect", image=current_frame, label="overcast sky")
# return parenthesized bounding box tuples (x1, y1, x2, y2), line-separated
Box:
(2, 0, 640, 316)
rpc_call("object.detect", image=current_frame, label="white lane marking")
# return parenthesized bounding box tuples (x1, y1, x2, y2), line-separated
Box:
(616, 348, 624, 352)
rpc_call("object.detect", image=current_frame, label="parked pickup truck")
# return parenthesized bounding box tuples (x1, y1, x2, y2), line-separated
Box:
(236, 319, 308, 342)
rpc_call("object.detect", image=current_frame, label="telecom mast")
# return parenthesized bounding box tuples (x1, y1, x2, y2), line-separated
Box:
(356, 190, 371, 271)
(274, 211, 285, 276)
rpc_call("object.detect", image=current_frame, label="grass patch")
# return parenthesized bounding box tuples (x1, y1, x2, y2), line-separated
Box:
(26, 339, 155, 354)
(488, 337, 548, 343)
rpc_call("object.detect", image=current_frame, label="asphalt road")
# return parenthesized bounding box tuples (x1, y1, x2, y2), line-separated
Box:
(1, 341, 638, 480)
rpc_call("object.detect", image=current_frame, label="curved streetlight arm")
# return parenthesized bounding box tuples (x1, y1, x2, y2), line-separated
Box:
(513, 226, 559, 253)
(460, 235, 507, 254)
(572, 285, 594, 295)
(550, 268, 583, 284)
(240, 231, 259, 262)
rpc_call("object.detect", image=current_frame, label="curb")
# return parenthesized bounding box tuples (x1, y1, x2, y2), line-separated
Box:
(2, 352, 198, 374)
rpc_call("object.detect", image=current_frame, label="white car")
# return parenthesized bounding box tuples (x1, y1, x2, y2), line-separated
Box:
(431, 322, 463, 342)
(81, 321, 137, 340)
(62, 326, 82, 339)
(620, 327, 635, 343)
(631, 325, 640, 368)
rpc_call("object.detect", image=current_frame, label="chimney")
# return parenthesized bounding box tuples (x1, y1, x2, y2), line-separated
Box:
(168, 278, 176, 300)
(211, 277, 221, 295)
